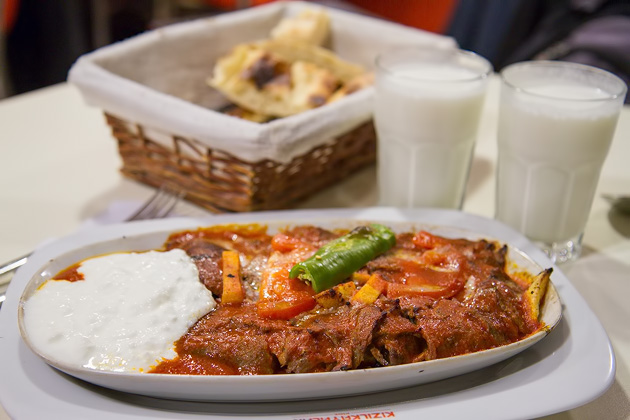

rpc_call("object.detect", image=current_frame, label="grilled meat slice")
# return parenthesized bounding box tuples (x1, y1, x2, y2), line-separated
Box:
(369, 298, 427, 365)
(278, 303, 384, 372)
(176, 304, 286, 375)
(177, 238, 225, 296)
(283, 225, 340, 248)
(415, 286, 525, 360)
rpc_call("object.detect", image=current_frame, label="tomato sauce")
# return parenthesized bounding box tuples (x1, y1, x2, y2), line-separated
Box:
(52, 263, 84, 282)
(147, 225, 548, 376)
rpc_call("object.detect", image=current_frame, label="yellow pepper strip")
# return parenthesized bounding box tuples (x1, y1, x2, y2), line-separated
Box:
(351, 271, 371, 285)
(314, 281, 358, 308)
(336, 281, 358, 300)
(352, 273, 387, 305)
(221, 250, 245, 305)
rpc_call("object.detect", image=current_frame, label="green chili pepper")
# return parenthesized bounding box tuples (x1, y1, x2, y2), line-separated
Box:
(289, 224, 396, 293)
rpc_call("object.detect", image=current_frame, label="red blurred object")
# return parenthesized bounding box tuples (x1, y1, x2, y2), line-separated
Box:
(344, 0, 458, 33)
(202, 0, 458, 33)
(2, 0, 20, 34)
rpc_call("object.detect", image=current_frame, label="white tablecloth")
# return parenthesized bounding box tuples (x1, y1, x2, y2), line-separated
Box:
(1, 77, 629, 419)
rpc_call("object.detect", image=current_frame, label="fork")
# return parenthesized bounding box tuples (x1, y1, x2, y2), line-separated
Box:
(0, 185, 183, 308)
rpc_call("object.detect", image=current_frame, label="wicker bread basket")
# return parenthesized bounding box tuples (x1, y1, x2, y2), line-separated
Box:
(69, 2, 455, 213)
(106, 113, 376, 212)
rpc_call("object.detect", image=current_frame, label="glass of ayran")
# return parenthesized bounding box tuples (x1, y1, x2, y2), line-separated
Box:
(495, 61, 627, 264)
(374, 47, 492, 209)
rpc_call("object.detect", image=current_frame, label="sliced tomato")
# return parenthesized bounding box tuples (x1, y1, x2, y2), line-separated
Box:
(258, 267, 316, 319)
(386, 278, 464, 299)
(419, 248, 463, 269)
(384, 254, 467, 299)
(257, 266, 316, 319)
(271, 233, 306, 252)
(257, 234, 317, 320)
(412, 231, 450, 249)
(257, 294, 316, 320)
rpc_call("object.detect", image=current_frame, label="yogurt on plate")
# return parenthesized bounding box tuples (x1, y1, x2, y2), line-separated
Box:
(22, 249, 216, 372)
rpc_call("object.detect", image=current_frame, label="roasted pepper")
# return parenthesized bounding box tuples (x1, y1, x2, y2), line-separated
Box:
(221, 250, 245, 305)
(289, 224, 396, 293)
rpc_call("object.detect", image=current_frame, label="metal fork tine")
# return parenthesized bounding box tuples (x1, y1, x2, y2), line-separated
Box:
(153, 191, 183, 219)
(126, 186, 183, 221)
(0, 185, 185, 310)
(142, 190, 177, 220)
(125, 187, 164, 221)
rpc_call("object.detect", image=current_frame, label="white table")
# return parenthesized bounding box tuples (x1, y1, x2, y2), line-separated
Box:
(1, 78, 629, 419)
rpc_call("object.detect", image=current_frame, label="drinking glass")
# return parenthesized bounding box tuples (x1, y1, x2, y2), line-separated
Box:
(496, 61, 627, 263)
(374, 47, 492, 209)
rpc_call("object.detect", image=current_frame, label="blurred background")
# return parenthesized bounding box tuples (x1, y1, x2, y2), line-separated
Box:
(1, 0, 629, 100)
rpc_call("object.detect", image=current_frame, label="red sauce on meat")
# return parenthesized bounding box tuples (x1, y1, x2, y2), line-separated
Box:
(145, 225, 547, 375)
(164, 223, 272, 257)
(150, 354, 239, 375)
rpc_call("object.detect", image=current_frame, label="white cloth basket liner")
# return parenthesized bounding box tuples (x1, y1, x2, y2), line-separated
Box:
(68, 1, 456, 163)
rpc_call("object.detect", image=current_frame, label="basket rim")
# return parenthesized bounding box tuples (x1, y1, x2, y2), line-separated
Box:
(67, 1, 454, 163)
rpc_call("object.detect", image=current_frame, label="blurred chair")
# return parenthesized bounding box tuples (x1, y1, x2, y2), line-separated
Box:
(4, 0, 94, 96)
(447, 0, 525, 65)
(447, 0, 630, 93)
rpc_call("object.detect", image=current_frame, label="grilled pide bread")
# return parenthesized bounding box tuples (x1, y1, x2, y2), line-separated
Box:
(209, 40, 364, 118)
(270, 8, 330, 46)
(208, 8, 372, 120)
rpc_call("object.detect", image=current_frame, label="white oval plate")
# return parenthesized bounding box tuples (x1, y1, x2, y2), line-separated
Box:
(16, 208, 561, 402)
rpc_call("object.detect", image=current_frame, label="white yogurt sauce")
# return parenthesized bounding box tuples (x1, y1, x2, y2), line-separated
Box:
(23, 249, 216, 372)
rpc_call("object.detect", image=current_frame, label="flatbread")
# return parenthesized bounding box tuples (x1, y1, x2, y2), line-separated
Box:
(270, 8, 330, 46)
(208, 40, 363, 117)
(208, 8, 369, 119)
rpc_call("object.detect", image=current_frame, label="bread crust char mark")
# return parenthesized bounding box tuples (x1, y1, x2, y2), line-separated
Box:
(209, 40, 362, 118)
(208, 8, 371, 120)
(270, 8, 331, 46)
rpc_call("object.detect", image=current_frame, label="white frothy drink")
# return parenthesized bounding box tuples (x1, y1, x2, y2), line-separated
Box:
(374, 50, 490, 209)
(496, 63, 626, 251)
